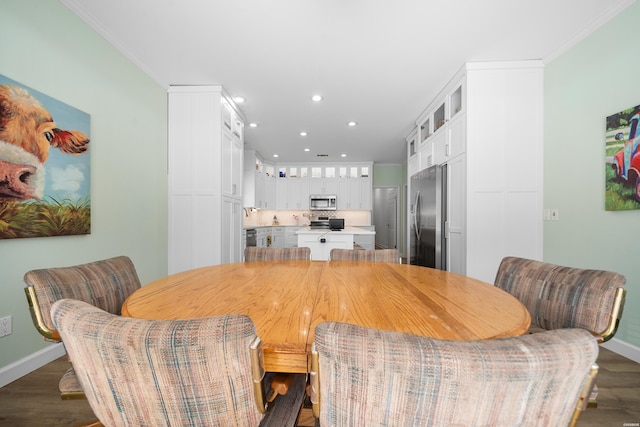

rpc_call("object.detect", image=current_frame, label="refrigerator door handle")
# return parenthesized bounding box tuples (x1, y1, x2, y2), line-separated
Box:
(413, 191, 421, 241)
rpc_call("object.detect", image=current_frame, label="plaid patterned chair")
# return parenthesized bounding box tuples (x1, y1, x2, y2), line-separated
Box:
(494, 256, 626, 408)
(494, 257, 626, 343)
(52, 299, 306, 427)
(23, 256, 142, 401)
(244, 246, 311, 261)
(310, 322, 598, 427)
(329, 248, 400, 263)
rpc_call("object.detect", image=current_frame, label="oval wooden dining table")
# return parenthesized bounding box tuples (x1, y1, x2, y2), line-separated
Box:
(122, 260, 531, 373)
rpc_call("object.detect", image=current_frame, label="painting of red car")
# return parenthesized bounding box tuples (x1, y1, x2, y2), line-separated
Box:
(610, 112, 640, 203)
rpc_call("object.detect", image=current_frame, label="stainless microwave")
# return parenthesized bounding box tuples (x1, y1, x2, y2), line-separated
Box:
(309, 194, 337, 210)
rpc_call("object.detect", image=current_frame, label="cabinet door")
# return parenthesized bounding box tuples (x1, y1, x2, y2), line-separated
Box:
(221, 197, 243, 264)
(263, 176, 276, 209)
(256, 173, 265, 208)
(432, 129, 447, 165)
(446, 155, 466, 275)
(231, 132, 243, 197)
(289, 179, 309, 210)
(337, 180, 351, 209)
(359, 177, 372, 210)
(447, 113, 466, 159)
(276, 179, 289, 209)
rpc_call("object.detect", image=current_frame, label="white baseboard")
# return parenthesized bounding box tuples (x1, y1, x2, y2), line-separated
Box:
(0, 343, 66, 388)
(602, 337, 640, 363)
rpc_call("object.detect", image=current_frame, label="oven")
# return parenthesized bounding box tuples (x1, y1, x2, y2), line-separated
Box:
(246, 228, 257, 247)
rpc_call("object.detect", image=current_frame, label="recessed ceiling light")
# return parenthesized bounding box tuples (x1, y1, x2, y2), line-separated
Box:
(347, 121, 357, 127)
(311, 95, 323, 102)
(300, 131, 307, 136)
(341, 153, 347, 157)
(304, 148, 310, 152)
(273, 154, 279, 158)
(249, 123, 258, 128)
(233, 96, 245, 103)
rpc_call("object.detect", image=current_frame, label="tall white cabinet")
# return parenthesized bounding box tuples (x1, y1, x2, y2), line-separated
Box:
(408, 61, 543, 283)
(168, 86, 245, 274)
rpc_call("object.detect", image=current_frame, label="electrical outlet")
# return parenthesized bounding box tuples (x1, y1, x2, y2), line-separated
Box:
(0, 315, 12, 337)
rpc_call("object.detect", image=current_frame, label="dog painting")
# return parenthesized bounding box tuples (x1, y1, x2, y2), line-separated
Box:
(0, 74, 90, 239)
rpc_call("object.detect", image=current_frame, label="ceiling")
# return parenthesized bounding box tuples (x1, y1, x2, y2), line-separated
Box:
(61, 0, 634, 164)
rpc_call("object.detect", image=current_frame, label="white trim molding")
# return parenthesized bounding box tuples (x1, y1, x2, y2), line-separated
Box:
(602, 337, 640, 364)
(0, 344, 65, 388)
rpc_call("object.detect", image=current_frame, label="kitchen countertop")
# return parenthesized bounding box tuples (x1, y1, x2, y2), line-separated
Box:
(244, 225, 372, 230)
(295, 226, 375, 235)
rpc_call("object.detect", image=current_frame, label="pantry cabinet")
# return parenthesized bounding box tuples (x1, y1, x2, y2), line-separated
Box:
(168, 85, 245, 274)
(407, 61, 543, 283)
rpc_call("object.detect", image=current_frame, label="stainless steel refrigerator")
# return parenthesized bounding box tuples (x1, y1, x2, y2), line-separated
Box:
(410, 165, 446, 269)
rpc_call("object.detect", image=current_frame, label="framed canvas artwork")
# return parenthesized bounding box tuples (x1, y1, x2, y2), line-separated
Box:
(0, 74, 91, 238)
(605, 104, 640, 211)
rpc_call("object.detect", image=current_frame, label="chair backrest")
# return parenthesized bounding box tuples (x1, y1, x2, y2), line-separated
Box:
(244, 247, 311, 261)
(23, 255, 141, 341)
(52, 299, 266, 427)
(311, 322, 598, 427)
(329, 248, 400, 263)
(494, 256, 626, 342)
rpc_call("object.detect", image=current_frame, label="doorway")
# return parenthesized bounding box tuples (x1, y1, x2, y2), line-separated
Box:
(373, 187, 398, 250)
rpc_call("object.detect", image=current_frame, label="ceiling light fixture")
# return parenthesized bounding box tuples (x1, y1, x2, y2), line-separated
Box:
(347, 121, 357, 127)
(249, 123, 258, 128)
(233, 96, 245, 104)
(273, 154, 279, 158)
(311, 95, 323, 102)
(341, 153, 347, 157)
(304, 148, 310, 152)
(300, 131, 307, 136)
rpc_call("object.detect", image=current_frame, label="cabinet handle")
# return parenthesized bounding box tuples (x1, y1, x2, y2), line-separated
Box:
(232, 184, 237, 195)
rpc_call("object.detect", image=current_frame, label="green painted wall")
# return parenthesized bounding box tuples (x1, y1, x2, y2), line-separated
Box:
(544, 3, 640, 348)
(0, 0, 168, 367)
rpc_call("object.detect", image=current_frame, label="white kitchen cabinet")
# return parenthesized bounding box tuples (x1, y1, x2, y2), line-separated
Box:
(407, 61, 543, 283)
(256, 227, 269, 248)
(276, 178, 310, 210)
(221, 197, 243, 264)
(271, 227, 285, 248)
(168, 85, 245, 274)
(284, 227, 302, 247)
(297, 232, 353, 260)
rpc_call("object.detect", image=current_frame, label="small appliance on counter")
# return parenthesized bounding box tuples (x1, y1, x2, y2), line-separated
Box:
(329, 218, 344, 230)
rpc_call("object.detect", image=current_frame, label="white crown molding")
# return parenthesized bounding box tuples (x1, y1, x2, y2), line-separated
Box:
(59, 0, 170, 89)
(543, 0, 637, 64)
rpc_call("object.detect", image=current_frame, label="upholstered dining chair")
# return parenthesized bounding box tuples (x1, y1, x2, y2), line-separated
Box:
(494, 256, 626, 408)
(329, 248, 400, 263)
(52, 299, 306, 427)
(244, 246, 311, 261)
(22, 255, 142, 401)
(310, 322, 598, 427)
(493, 256, 626, 343)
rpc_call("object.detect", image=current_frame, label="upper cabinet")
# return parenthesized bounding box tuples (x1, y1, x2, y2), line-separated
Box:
(168, 86, 245, 273)
(244, 159, 373, 211)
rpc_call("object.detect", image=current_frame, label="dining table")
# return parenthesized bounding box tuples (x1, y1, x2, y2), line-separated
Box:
(122, 260, 531, 373)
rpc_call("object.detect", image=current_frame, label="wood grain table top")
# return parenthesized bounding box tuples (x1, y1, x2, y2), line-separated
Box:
(122, 261, 531, 373)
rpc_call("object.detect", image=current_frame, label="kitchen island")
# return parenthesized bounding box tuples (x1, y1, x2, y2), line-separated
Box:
(296, 226, 376, 261)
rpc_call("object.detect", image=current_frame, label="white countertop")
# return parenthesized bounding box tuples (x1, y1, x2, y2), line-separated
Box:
(295, 226, 375, 235)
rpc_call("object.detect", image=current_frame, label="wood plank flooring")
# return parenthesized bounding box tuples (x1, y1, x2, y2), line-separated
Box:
(0, 347, 638, 426)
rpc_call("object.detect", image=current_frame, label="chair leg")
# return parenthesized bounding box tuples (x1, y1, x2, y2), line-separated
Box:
(587, 384, 598, 409)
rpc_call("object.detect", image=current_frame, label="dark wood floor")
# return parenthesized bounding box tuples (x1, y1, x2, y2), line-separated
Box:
(1, 347, 638, 426)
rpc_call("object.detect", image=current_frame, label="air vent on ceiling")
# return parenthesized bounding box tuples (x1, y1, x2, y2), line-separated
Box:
(316, 154, 329, 157)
